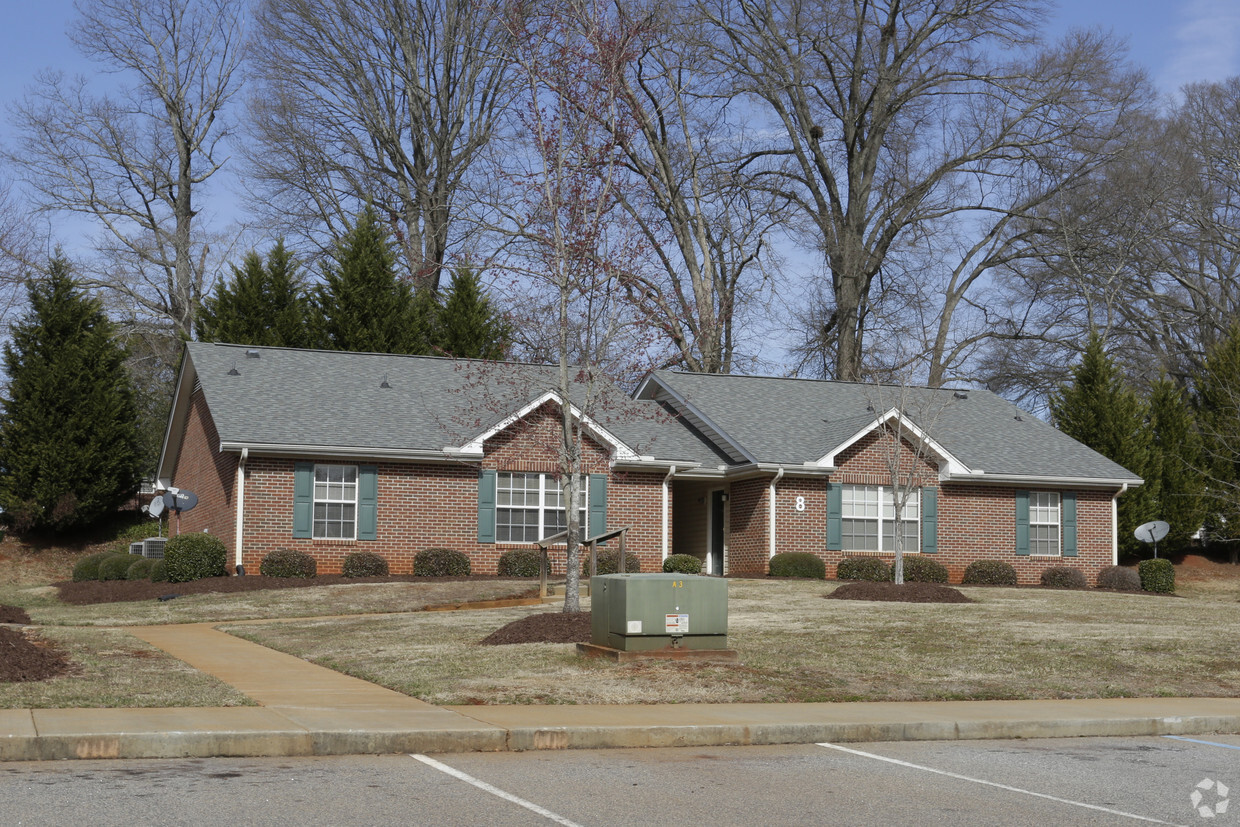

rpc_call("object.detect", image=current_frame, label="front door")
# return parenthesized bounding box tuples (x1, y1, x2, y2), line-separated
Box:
(709, 489, 725, 575)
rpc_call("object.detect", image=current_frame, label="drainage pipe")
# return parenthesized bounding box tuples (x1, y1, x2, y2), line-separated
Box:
(768, 467, 785, 559)
(1112, 483, 1127, 566)
(661, 465, 676, 561)
(234, 448, 248, 574)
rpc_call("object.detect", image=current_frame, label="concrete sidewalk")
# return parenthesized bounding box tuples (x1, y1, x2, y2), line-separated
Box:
(4, 623, 1240, 761)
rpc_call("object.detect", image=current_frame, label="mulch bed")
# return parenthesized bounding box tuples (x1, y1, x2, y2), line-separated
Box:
(479, 611, 591, 645)
(0, 626, 72, 683)
(828, 581, 973, 603)
(0, 604, 32, 624)
(55, 574, 537, 605)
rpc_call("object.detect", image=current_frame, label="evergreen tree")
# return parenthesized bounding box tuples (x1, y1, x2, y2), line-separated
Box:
(1195, 324, 1240, 556)
(0, 257, 141, 534)
(1050, 333, 1153, 556)
(197, 241, 313, 347)
(312, 207, 426, 353)
(437, 266, 511, 360)
(1147, 376, 1208, 553)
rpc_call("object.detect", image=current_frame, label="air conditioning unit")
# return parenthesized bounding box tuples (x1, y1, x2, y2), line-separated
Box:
(141, 537, 167, 559)
(129, 542, 144, 556)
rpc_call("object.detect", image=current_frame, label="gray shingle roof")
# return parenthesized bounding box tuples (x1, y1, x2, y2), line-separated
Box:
(177, 343, 725, 466)
(171, 343, 1140, 485)
(644, 370, 1142, 483)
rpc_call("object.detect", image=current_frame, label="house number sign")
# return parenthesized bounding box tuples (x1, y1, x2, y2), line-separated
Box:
(795, 496, 806, 512)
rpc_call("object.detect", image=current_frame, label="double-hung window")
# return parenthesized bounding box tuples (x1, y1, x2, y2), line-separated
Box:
(313, 464, 357, 539)
(495, 472, 587, 543)
(1029, 491, 1061, 556)
(840, 484, 920, 552)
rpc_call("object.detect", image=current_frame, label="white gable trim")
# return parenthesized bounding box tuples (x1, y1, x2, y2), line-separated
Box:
(814, 407, 976, 480)
(449, 390, 647, 462)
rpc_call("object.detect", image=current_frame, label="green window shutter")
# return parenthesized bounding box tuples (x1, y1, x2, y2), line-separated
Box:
(1062, 491, 1078, 557)
(357, 465, 378, 541)
(1015, 490, 1030, 556)
(478, 469, 496, 543)
(826, 481, 842, 551)
(588, 474, 608, 538)
(293, 462, 314, 538)
(921, 487, 938, 554)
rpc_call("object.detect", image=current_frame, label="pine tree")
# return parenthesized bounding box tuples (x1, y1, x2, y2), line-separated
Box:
(197, 241, 313, 347)
(1050, 333, 1153, 556)
(1195, 324, 1240, 555)
(312, 207, 426, 353)
(1147, 376, 1208, 553)
(437, 266, 511, 360)
(0, 257, 141, 534)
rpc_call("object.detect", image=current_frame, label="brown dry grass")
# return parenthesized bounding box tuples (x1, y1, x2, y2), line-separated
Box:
(0, 627, 253, 709)
(226, 575, 1240, 705)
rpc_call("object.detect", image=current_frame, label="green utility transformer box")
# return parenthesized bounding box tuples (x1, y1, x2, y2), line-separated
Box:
(590, 573, 728, 651)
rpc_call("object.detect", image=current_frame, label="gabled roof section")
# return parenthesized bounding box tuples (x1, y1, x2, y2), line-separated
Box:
(814, 406, 973, 478)
(644, 370, 1143, 486)
(159, 343, 725, 471)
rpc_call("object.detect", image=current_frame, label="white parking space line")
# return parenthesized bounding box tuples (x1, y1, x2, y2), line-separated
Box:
(816, 742, 1185, 826)
(409, 753, 585, 827)
(1163, 735, 1240, 751)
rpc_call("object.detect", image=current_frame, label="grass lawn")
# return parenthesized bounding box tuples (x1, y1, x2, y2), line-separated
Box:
(224, 575, 1240, 705)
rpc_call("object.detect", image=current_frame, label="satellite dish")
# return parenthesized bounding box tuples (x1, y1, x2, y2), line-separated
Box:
(1135, 521, 1170, 544)
(166, 489, 199, 513)
(1135, 520, 1170, 558)
(147, 496, 165, 518)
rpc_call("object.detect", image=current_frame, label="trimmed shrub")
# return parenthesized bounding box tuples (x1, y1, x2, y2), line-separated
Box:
(341, 550, 388, 578)
(769, 552, 826, 579)
(149, 559, 169, 583)
(414, 547, 471, 577)
(962, 560, 1018, 586)
(260, 548, 318, 578)
(1096, 565, 1141, 591)
(497, 548, 543, 578)
(896, 555, 949, 583)
(1138, 558, 1176, 593)
(835, 556, 891, 582)
(97, 553, 135, 581)
(1041, 566, 1088, 589)
(72, 551, 119, 582)
(663, 554, 703, 574)
(164, 533, 228, 583)
(583, 548, 642, 576)
(126, 557, 154, 580)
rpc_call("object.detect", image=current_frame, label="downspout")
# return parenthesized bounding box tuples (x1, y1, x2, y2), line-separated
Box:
(1112, 483, 1127, 566)
(768, 467, 785, 559)
(234, 448, 248, 575)
(661, 465, 676, 561)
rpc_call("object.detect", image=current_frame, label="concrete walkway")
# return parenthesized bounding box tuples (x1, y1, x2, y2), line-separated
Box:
(4, 622, 1240, 761)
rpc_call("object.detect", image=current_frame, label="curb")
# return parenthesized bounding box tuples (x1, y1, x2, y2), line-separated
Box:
(6, 709, 1238, 762)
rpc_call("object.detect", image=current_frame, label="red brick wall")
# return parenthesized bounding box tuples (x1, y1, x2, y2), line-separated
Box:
(726, 428, 1117, 585)
(727, 477, 769, 575)
(234, 403, 666, 575)
(169, 388, 238, 562)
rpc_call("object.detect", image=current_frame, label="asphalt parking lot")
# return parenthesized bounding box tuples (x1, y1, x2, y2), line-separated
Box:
(2, 735, 1237, 825)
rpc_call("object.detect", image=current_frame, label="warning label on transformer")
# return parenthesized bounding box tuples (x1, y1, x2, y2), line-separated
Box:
(665, 614, 689, 634)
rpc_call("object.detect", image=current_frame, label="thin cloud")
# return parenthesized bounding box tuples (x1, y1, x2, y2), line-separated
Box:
(1161, 0, 1240, 93)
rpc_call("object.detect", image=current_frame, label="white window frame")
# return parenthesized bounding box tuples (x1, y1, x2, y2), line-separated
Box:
(496, 472, 588, 544)
(840, 484, 920, 553)
(313, 464, 358, 540)
(1029, 491, 1061, 556)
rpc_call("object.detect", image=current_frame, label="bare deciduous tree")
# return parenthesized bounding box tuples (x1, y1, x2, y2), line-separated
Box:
(703, 0, 1145, 382)
(247, 0, 516, 291)
(6, 0, 245, 338)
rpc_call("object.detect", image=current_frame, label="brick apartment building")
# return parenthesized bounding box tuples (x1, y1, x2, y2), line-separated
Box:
(158, 343, 1142, 584)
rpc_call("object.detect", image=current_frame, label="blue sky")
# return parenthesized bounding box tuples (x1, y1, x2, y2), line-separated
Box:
(2, 1, 1239, 118)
